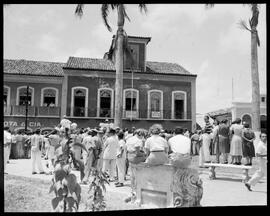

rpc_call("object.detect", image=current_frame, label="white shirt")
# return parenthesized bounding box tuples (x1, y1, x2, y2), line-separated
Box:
(60, 118, 71, 129)
(82, 135, 94, 152)
(256, 140, 267, 159)
(4, 130, 12, 145)
(126, 135, 143, 152)
(117, 139, 127, 159)
(168, 134, 191, 154)
(145, 135, 168, 152)
(30, 134, 43, 152)
(103, 135, 119, 160)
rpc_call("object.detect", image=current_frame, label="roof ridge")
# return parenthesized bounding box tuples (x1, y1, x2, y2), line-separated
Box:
(4, 58, 66, 64)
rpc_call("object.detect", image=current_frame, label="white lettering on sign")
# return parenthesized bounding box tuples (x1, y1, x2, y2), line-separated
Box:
(4, 121, 41, 128)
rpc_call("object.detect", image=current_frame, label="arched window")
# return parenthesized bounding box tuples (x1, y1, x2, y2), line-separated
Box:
(242, 113, 252, 128)
(16, 86, 34, 106)
(71, 87, 88, 117)
(97, 88, 114, 118)
(148, 90, 163, 119)
(171, 91, 187, 119)
(4, 85, 10, 106)
(123, 89, 139, 118)
(41, 87, 58, 107)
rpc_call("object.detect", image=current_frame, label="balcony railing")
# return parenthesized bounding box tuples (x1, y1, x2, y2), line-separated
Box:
(37, 106, 60, 116)
(12, 105, 35, 116)
(124, 110, 139, 119)
(4, 105, 61, 117)
(99, 108, 112, 118)
(73, 106, 86, 117)
(4, 105, 12, 115)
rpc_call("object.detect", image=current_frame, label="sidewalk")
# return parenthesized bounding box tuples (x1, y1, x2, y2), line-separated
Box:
(5, 159, 267, 206)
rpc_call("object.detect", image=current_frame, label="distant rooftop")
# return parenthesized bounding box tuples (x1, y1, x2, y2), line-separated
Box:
(4, 59, 64, 77)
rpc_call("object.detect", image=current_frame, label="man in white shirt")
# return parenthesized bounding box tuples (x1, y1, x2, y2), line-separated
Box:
(245, 131, 267, 191)
(168, 127, 191, 155)
(31, 129, 45, 174)
(102, 128, 119, 182)
(4, 126, 12, 174)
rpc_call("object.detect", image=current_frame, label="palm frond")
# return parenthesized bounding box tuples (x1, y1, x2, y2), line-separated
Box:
(75, 4, 84, 18)
(205, 4, 215, 9)
(123, 5, 130, 22)
(101, 4, 112, 32)
(238, 19, 251, 32)
(139, 4, 147, 14)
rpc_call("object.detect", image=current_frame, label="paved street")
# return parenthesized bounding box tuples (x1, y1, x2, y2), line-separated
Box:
(4, 159, 267, 207)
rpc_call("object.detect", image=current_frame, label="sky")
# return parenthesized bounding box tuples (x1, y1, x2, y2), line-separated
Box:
(3, 4, 267, 115)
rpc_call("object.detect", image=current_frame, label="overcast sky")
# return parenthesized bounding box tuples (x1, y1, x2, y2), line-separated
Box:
(4, 4, 266, 115)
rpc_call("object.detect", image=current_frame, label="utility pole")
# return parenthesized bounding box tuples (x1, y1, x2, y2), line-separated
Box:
(25, 85, 29, 132)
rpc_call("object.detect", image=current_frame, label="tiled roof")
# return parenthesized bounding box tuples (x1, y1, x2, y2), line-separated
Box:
(4, 59, 65, 77)
(65, 57, 194, 76)
(207, 108, 232, 117)
(4, 57, 195, 77)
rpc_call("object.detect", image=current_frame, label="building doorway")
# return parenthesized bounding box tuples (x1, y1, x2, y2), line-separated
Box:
(100, 92, 111, 117)
(74, 89, 86, 117)
(175, 99, 184, 119)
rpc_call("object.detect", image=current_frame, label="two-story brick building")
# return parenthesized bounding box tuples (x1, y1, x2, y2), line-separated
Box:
(4, 35, 197, 133)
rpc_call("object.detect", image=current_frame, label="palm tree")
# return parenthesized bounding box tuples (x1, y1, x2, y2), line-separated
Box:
(206, 4, 262, 132)
(75, 4, 147, 128)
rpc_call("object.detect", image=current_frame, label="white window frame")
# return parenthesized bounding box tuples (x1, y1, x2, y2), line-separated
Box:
(97, 88, 114, 118)
(147, 90, 163, 119)
(16, 86, 34, 106)
(71, 86, 88, 117)
(123, 88, 139, 111)
(171, 91, 187, 119)
(4, 85, 11, 106)
(40, 87, 59, 106)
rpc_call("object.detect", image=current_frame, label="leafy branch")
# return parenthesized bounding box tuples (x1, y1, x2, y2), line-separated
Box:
(85, 169, 110, 211)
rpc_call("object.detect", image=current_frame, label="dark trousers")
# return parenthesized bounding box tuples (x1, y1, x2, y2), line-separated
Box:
(125, 158, 129, 175)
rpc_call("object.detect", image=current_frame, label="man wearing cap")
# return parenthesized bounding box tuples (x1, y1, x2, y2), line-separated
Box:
(102, 128, 119, 182)
(30, 129, 45, 174)
(4, 126, 12, 174)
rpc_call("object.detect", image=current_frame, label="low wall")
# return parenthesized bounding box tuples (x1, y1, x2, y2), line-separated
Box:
(134, 163, 203, 208)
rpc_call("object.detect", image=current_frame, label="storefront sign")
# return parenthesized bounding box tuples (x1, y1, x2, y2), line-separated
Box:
(4, 121, 41, 127)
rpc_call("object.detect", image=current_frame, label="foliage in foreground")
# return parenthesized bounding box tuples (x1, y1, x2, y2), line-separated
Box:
(49, 137, 85, 212)
(85, 169, 110, 211)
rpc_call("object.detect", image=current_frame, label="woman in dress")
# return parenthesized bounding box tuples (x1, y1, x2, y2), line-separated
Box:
(230, 118, 243, 165)
(242, 123, 255, 166)
(199, 115, 213, 166)
(144, 124, 169, 165)
(216, 119, 230, 164)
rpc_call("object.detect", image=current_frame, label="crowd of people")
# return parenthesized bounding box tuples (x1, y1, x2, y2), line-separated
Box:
(196, 115, 261, 167)
(3, 114, 267, 196)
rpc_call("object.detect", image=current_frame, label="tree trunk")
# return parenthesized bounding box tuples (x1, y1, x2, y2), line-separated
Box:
(250, 5, 260, 132)
(250, 29, 260, 132)
(114, 5, 125, 128)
